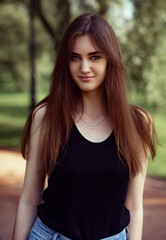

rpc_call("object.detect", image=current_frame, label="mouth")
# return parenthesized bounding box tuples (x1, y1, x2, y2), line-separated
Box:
(78, 76, 94, 82)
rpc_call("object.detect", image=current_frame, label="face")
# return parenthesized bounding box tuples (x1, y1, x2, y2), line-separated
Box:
(68, 35, 107, 94)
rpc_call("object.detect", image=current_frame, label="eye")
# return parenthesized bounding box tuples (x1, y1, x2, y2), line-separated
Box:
(91, 55, 101, 60)
(71, 55, 80, 61)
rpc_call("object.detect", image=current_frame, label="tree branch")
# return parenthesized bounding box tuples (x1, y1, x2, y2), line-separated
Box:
(35, 0, 56, 40)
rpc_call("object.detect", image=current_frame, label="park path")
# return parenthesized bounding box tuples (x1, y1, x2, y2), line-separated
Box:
(0, 149, 166, 240)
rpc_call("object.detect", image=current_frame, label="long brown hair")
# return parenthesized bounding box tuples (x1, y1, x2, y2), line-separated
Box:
(21, 14, 157, 178)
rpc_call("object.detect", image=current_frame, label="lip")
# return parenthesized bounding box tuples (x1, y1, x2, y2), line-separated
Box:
(78, 76, 94, 82)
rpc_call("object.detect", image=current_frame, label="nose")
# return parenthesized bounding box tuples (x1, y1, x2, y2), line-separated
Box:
(80, 59, 90, 73)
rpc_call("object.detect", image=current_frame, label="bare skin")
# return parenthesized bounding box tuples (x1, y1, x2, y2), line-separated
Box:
(12, 108, 46, 240)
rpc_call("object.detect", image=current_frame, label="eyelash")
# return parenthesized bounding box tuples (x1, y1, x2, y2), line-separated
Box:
(71, 56, 80, 61)
(91, 56, 101, 60)
(71, 55, 101, 61)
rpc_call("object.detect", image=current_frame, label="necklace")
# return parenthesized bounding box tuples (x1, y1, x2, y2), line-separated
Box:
(80, 115, 108, 129)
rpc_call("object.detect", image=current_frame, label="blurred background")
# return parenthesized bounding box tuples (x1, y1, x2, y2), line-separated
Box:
(0, 0, 166, 239)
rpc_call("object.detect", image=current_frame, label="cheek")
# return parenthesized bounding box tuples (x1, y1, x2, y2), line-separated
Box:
(94, 60, 107, 73)
(102, 63, 107, 76)
(69, 63, 79, 75)
(98, 65, 107, 77)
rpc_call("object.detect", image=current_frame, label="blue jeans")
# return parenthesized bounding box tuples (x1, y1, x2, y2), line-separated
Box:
(28, 218, 128, 240)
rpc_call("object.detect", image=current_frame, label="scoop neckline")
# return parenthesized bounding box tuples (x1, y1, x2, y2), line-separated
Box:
(74, 124, 113, 144)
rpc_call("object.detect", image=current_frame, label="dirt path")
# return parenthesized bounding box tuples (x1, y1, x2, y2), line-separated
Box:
(0, 150, 166, 240)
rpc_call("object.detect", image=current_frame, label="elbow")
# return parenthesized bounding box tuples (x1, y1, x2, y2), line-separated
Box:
(126, 199, 143, 212)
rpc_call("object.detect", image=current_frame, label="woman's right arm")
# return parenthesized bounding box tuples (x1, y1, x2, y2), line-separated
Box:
(12, 107, 46, 240)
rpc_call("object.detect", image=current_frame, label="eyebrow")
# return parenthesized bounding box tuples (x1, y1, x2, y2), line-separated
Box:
(71, 51, 103, 56)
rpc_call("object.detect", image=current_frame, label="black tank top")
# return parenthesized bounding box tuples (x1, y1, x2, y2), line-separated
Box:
(37, 125, 130, 240)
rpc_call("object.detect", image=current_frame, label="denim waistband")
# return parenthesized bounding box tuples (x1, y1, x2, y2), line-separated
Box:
(28, 217, 128, 240)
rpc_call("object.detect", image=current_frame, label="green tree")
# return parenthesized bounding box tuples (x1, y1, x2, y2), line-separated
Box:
(0, 2, 29, 91)
(123, 0, 166, 94)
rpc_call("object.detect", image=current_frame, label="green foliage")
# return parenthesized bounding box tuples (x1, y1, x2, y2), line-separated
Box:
(123, 0, 164, 88)
(120, 0, 166, 111)
(0, 91, 47, 148)
(146, 12, 166, 112)
(0, 92, 29, 148)
(147, 114, 166, 179)
(0, 1, 55, 93)
(0, 3, 29, 91)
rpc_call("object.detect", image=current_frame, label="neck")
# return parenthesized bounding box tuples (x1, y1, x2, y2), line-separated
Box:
(78, 90, 107, 120)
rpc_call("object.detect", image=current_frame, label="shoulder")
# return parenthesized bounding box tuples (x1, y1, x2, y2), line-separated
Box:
(33, 104, 47, 120)
(31, 104, 47, 133)
(32, 96, 49, 123)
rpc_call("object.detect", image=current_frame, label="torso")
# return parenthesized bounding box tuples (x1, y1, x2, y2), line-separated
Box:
(37, 124, 130, 240)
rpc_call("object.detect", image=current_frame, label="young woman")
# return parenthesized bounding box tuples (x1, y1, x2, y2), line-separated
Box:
(13, 14, 157, 240)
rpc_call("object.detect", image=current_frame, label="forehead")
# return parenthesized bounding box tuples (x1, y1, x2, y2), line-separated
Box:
(71, 35, 99, 53)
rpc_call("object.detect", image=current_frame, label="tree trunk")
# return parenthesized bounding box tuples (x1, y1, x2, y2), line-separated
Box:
(29, 0, 36, 111)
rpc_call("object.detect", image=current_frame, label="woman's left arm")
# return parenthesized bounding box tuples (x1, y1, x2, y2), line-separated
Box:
(125, 158, 148, 240)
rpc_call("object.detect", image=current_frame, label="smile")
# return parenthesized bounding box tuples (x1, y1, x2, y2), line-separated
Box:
(78, 76, 94, 81)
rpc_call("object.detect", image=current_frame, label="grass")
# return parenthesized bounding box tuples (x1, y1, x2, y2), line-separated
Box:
(0, 92, 28, 149)
(0, 91, 47, 149)
(147, 114, 166, 178)
(0, 91, 166, 178)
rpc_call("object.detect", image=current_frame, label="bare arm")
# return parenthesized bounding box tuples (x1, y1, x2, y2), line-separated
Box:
(12, 107, 46, 240)
(125, 158, 148, 240)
